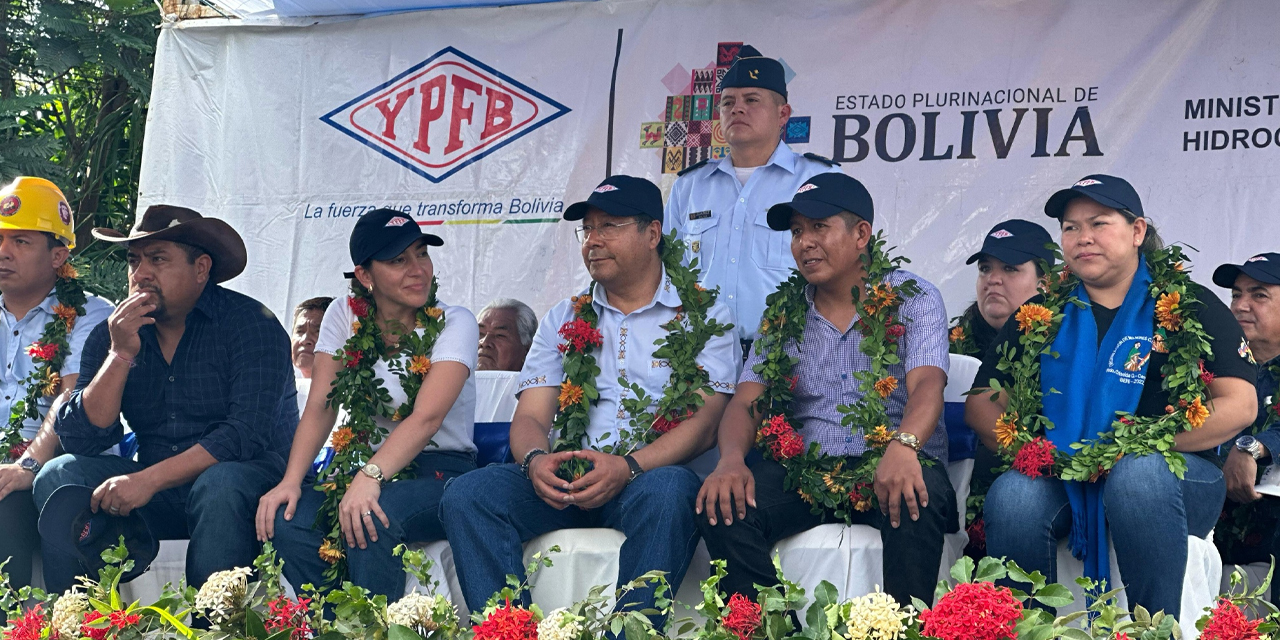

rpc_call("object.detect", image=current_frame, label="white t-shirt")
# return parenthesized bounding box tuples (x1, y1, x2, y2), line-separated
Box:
(314, 298, 478, 455)
(733, 164, 760, 186)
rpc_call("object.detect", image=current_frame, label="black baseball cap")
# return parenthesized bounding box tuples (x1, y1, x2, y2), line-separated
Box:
(564, 175, 664, 223)
(966, 219, 1056, 268)
(719, 44, 788, 100)
(1044, 174, 1144, 219)
(38, 485, 158, 583)
(349, 208, 442, 267)
(766, 173, 872, 231)
(1213, 253, 1280, 288)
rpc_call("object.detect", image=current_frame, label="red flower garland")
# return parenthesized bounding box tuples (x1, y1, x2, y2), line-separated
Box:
(1012, 437, 1057, 479)
(348, 296, 370, 318)
(758, 415, 804, 460)
(721, 593, 762, 640)
(343, 348, 363, 369)
(653, 411, 692, 434)
(919, 581, 1022, 640)
(80, 612, 108, 640)
(556, 318, 603, 354)
(24, 342, 58, 362)
(265, 596, 313, 640)
(1199, 598, 1261, 640)
(5, 605, 44, 640)
(472, 601, 538, 640)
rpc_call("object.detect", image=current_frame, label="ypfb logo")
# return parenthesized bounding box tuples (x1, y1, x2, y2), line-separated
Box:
(990, 229, 1014, 239)
(321, 47, 571, 183)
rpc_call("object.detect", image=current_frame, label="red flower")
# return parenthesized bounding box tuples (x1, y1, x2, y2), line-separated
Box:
(885, 323, 906, 340)
(347, 296, 371, 318)
(6, 605, 44, 640)
(1115, 634, 1131, 640)
(785, 375, 798, 391)
(1199, 360, 1216, 385)
(108, 610, 141, 630)
(472, 600, 538, 640)
(7, 439, 30, 461)
(759, 415, 804, 460)
(1012, 437, 1056, 479)
(557, 318, 603, 353)
(721, 593, 762, 640)
(25, 342, 58, 362)
(80, 611, 108, 640)
(1200, 598, 1261, 640)
(265, 596, 313, 640)
(919, 581, 1022, 640)
(653, 411, 693, 434)
(965, 518, 987, 556)
(344, 348, 363, 369)
(435, 471, 445, 480)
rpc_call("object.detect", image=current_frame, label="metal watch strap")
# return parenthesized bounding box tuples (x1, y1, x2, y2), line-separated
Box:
(360, 463, 385, 486)
(17, 456, 40, 475)
(623, 454, 644, 484)
(521, 448, 549, 478)
(893, 432, 923, 452)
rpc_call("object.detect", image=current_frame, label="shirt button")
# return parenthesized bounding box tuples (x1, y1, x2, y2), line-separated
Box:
(728, 295, 734, 300)
(739, 198, 745, 203)
(168, 376, 175, 383)
(734, 225, 740, 230)
(170, 445, 179, 451)
(841, 373, 848, 380)
(11, 330, 16, 336)
(170, 413, 176, 420)
(841, 336, 848, 342)
(845, 436, 853, 443)
(731, 258, 737, 263)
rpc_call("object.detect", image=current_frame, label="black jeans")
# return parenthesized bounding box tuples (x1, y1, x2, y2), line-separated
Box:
(699, 453, 957, 606)
(0, 490, 39, 589)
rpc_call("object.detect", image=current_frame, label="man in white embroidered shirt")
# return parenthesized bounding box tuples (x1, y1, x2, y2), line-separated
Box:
(443, 175, 740, 622)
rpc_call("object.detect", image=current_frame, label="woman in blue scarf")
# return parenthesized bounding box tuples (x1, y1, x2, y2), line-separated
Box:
(965, 175, 1258, 618)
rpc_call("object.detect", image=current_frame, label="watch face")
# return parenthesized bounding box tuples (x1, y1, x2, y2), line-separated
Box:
(20, 458, 37, 470)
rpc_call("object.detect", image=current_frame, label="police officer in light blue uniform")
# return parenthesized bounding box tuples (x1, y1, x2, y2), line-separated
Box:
(665, 45, 841, 347)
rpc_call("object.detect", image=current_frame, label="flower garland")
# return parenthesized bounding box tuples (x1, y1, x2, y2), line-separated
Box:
(948, 309, 982, 357)
(752, 231, 925, 521)
(549, 232, 733, 481)
(3, 262, 86, 461)
(986, 245, 1214, 481)
(315, 278, 446, 583)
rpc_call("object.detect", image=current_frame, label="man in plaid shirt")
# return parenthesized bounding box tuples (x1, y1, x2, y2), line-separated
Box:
(696, 173, 956, 607)
(35, 206, 297, 592)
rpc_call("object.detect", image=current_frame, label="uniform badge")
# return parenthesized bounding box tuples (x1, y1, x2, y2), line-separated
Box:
(689, 210, 712, 221)
(0, 195, 19, 217)
(1240, 338, 1257, 364)
(691, 240, 701, 253)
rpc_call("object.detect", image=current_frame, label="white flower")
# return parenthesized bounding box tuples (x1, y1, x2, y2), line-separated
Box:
(536, 608, 584, 640)
(833, 589, 914, 640)
(51, 591, 90, 640)
(194, 566, 254, 624)
(387, 593, 455, 634)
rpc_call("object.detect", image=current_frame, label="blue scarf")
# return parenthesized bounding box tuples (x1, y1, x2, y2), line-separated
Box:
(1041, 257, 1155, 585)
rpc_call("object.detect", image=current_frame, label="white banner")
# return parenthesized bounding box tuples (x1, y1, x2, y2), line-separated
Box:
(139, 0, 1280, 326)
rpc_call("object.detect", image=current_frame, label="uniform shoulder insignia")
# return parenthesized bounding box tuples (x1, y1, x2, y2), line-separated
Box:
(802, 152, 840, 167)
(677, 159, 711, 176)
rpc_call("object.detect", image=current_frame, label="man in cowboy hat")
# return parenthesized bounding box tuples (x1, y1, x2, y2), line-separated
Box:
(33, 205, 298, 592)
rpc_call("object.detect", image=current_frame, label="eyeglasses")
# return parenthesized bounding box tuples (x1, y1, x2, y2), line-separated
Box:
(574, 220, 642, 244)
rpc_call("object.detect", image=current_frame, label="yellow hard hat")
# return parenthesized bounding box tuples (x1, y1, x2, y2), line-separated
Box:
(0, 177, 75, 249)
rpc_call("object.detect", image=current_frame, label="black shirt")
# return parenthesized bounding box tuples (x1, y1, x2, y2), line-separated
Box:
(973, 283, 1256, 466)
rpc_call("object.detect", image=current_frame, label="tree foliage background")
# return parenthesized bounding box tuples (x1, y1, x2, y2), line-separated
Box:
(0, 0, 158, 301)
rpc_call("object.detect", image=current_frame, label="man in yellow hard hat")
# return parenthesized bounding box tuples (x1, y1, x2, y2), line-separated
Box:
(0, 177, 113, 589)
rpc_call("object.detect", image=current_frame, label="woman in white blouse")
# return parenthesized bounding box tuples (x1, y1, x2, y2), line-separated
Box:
(255, 209, 478, 600)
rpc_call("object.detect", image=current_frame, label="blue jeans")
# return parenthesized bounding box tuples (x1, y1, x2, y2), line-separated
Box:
(33, 453, 283, 592)
(440, 463, 701, 623)
(271, 450, 475, 600)
(984, 453, 1224, 618)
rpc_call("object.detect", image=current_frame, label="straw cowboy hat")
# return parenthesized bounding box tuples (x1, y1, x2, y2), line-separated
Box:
(92, 205, 248, 283)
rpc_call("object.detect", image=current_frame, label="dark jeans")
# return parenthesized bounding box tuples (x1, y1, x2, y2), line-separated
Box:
(0, 490, 39, 589)
(271, 450, 475, 600)
(984, 453, 1224, 619)
(441, 463, 701, 623)
(33, 453, 283, 592)
(700, 454, 958, 607)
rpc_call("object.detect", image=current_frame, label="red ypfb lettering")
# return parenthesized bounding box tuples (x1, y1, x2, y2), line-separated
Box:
(481, 87, 514, 139)
(445, 75, 484, 154)
(412, 75, 448, 154)
(374, 87, 415, 140)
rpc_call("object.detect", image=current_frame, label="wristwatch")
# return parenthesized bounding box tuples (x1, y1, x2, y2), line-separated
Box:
(1236, 435, 1265, 461)
(623, 454, 645, 484)
(521, 448, 548, 479)
(891, 432, 923, 453)
(359, 462, 386, 486)
(17, 456, 41, 476)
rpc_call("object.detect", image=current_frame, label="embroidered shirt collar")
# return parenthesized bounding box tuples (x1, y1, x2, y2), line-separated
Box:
(593, 267, 679, 316)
